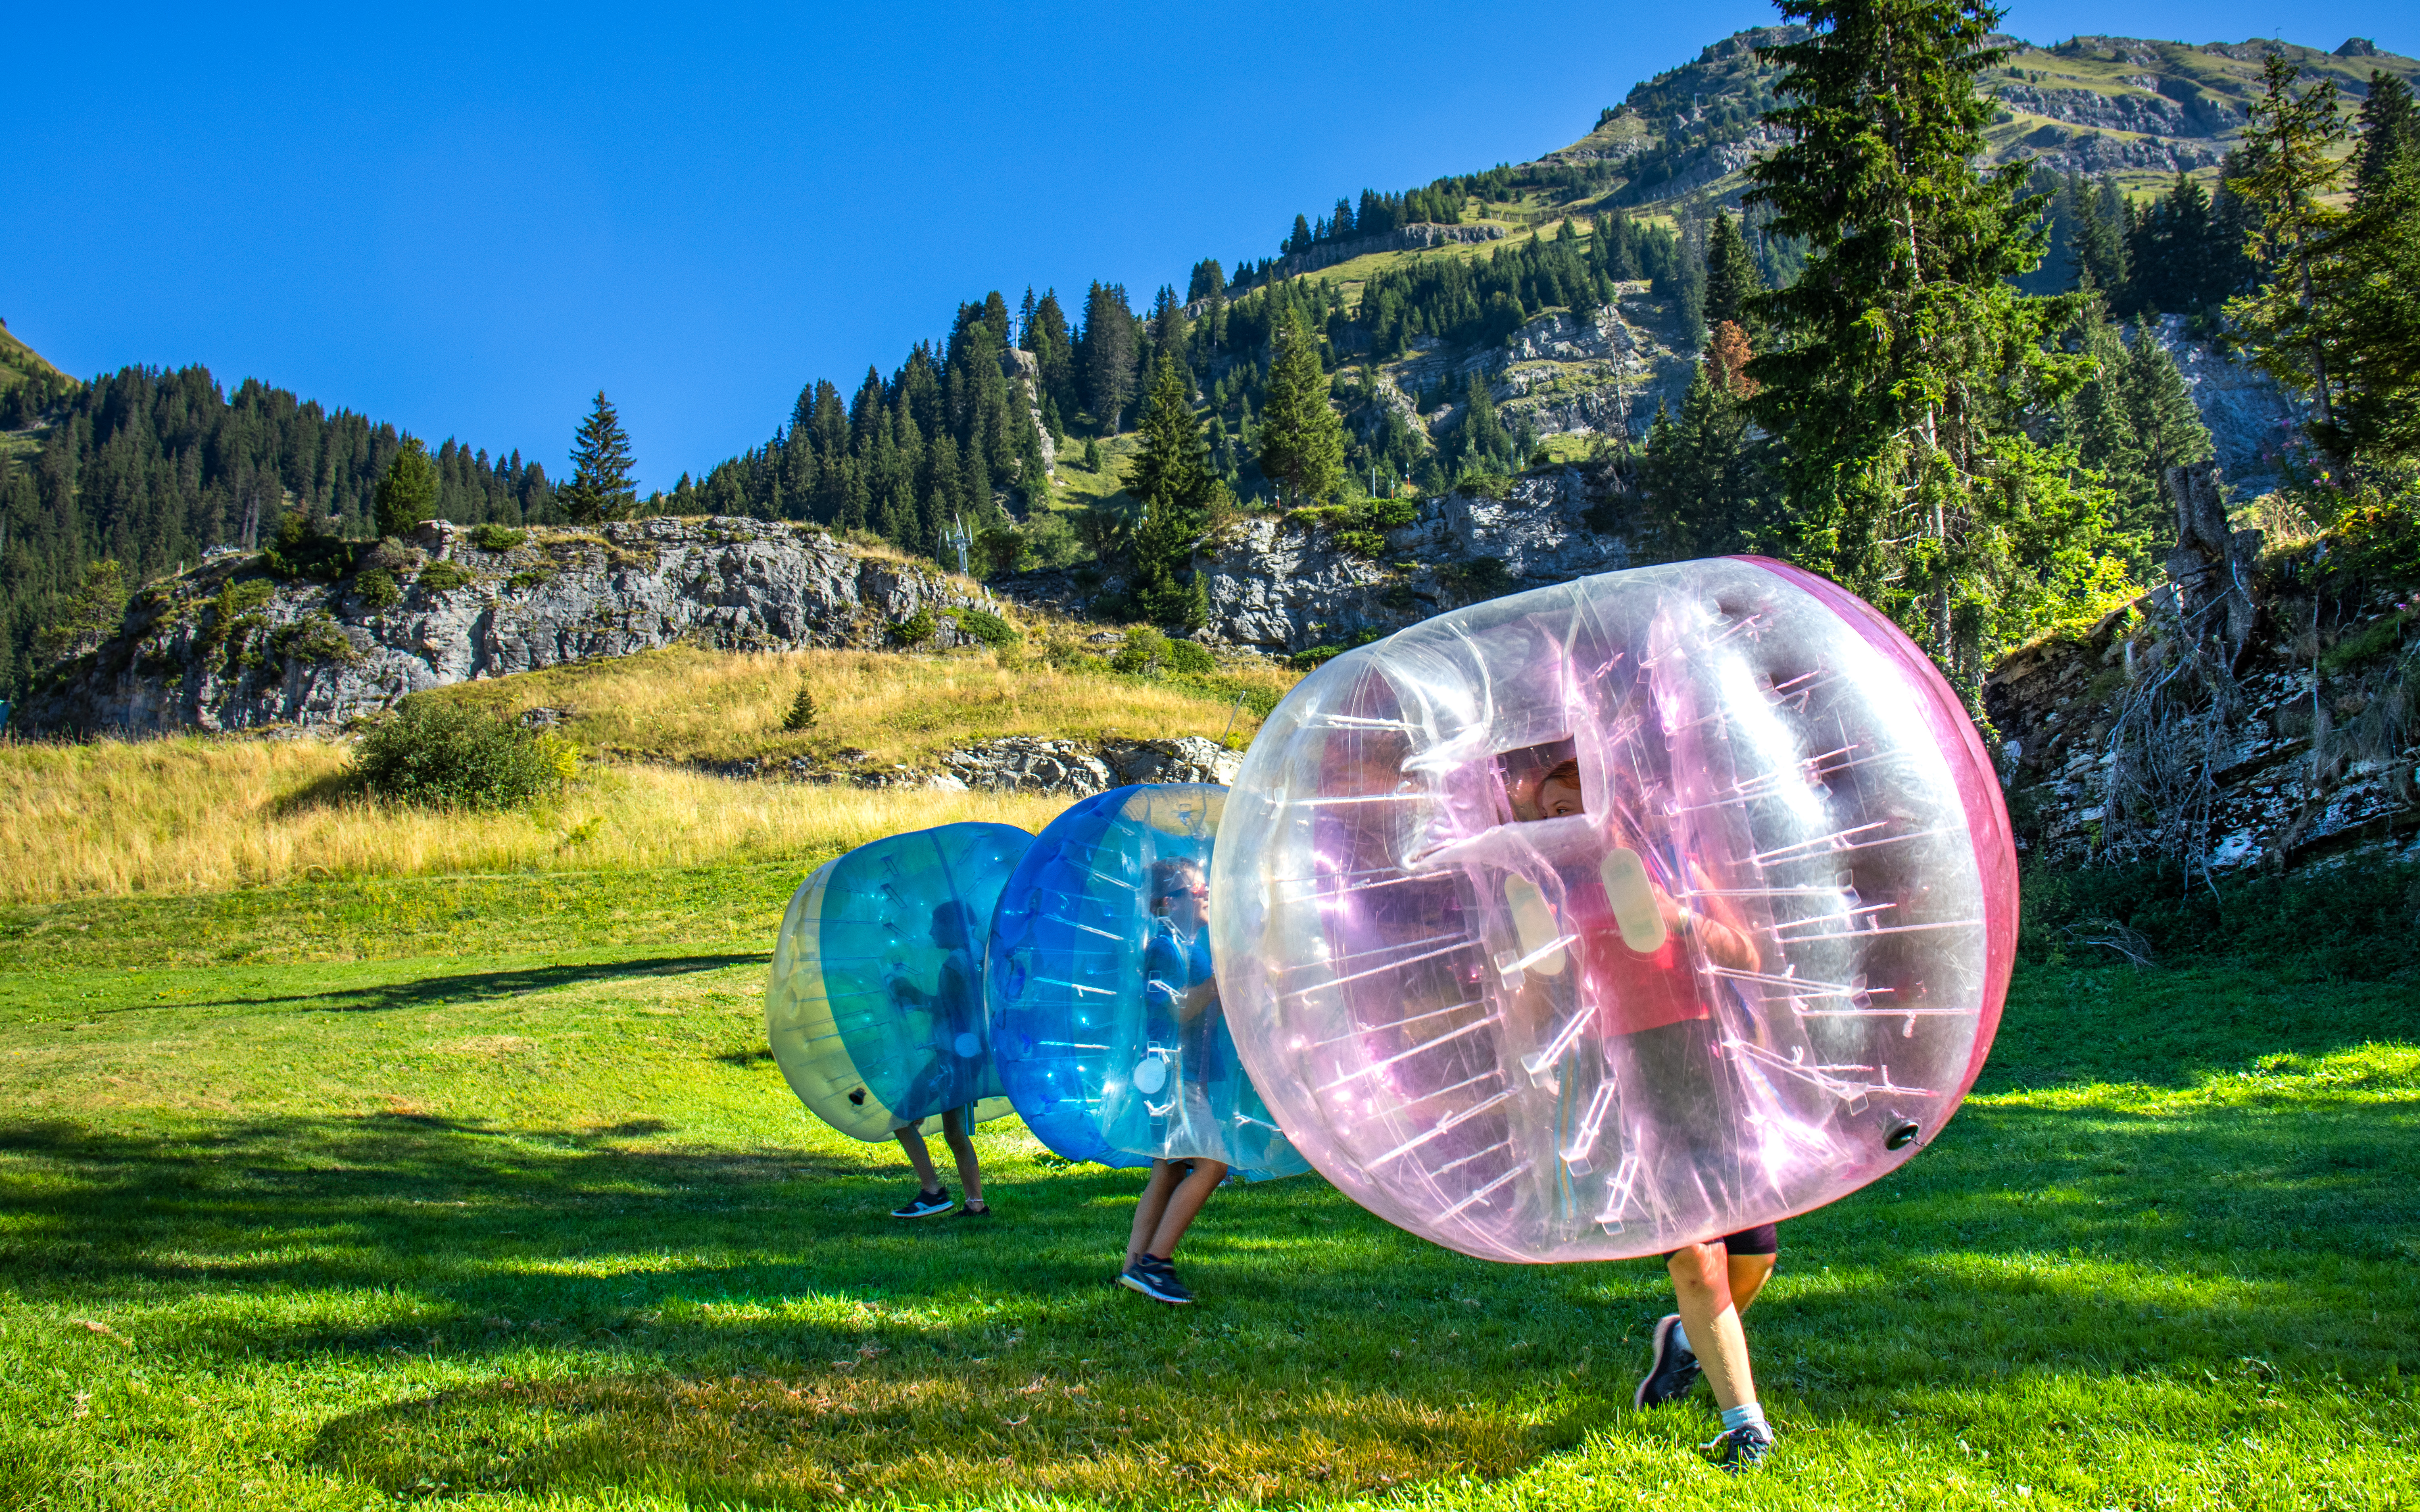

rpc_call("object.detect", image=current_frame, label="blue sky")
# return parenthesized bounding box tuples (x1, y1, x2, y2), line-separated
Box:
(5, 1, 2411, 492)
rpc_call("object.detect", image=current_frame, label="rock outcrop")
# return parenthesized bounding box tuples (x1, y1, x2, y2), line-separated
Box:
(1986, 465, 2418, 874)
(18, 517, 1000, 736)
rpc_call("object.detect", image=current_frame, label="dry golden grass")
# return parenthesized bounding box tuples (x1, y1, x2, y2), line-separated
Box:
(0, 735, 1072, 904)
(428, 644, 1294, 767)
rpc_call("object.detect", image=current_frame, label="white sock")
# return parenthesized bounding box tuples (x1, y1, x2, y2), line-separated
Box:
(1669, 1318, 1691, 1354)
(1721, 1402, 1771, 1438)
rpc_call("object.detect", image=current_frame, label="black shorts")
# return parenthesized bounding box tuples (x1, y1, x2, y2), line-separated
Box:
(1665, 1223, 1779, 1259)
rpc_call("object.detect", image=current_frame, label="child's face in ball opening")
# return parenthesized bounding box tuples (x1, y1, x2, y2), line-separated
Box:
(1154, 874, 1207, 929)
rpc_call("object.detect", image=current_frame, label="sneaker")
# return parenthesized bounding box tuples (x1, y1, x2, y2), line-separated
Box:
(1118, 1256, 1193, 1305)
(1634, 1314, 1702, 1408)
(1701, 1423, 1773, 1472)
(954, 1201, 992, 1220)
(890, 1187, 954, 1219)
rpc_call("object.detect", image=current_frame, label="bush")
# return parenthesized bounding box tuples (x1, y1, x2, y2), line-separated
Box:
(782, 682, 818, 731)
(1332, 529, 1387, 558)
(469, 524, 528, 553)
(505, 568, 554, 593)
(892, 606, 937, 646)
(954, 608, 1022, 648)
(353, 569, 402, 609)
(417, 561, 476, 594)
(1442, 556, 1515, 601)
(262, 511, 360, 582)
(1110, 626, 1171, 675)
(270, 612, 358, 666)
(353, 697, 573, 810)
(1166, 639, 1215, 675)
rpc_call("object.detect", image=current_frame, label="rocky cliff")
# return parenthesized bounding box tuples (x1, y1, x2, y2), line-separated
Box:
(1987, 465, 2419, 875)
(17, 518, 1001, 737)
(1002, 467, 1643, 656)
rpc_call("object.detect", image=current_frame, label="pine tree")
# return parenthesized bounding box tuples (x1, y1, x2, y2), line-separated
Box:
(560, 392, 638, 524)
(2353, 71, 2419, 195)
(2226, 52, 2353, 458)
(1745, 0, 2117, 687)
(1129, 356, 1212, 629)
(2323, 79, 2420, 462)
(1702, 213, 1763, 331)
(1082, 282, 1137, 434)
(1256, 314, 1346, 506)
(2071, 177, 2129, 296)
(374, 440, 440, 538)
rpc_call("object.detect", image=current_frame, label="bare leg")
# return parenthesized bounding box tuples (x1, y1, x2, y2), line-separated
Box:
(1729, 1252, 1776, 1313)
(1668, 1241, 1757, 1412)
(1145, 1159, 1227, 1258)
(1126, 1161, 1182, 1270)
(940, 1109, 983, 1206)
(894, 1127, 941, 1193)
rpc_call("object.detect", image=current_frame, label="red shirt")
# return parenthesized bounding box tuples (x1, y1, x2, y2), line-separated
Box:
(1566, 879, 1711, 1038)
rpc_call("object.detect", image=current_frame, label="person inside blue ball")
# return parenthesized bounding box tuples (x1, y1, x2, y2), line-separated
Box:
(1117, 857, 1227, 1304)
(883, 899, 991, 1220)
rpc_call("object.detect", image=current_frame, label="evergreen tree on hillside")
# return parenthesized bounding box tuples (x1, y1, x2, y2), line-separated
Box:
(560, 392, 638, 524)
(1702, 212, 1764, 331)
(1746, 0, 2117, 688)
(2226, 53, 2353, 458)
(1081, 282, 1137, 434)
(1643, 334, 1782, 559)
(375, 440, 440, 538)
(1129, 356, 1212, 628)
(1256, 314, 1345, 506)
(2071, 177, 2129, 294)
(2353, 71, 2418, 194)
(2319, 74, 2420, 462)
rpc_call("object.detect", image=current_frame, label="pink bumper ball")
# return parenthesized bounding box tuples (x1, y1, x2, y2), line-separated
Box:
(1209, 558, 2016, 1263)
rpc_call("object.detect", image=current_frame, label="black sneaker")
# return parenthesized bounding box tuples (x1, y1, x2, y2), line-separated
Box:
(1701, 1423, 1773, 1472)
(1118, 1256, 1193, 1305)
(954, 1201, 992, 1220)
(890, 1187, 954, 1219)
(1634, 1314, 1701, 1408)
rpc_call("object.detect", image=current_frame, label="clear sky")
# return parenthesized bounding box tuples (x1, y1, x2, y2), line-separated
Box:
(5, 1, 2411, 491)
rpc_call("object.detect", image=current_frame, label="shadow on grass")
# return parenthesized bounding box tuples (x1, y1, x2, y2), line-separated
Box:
(130, 953, 771, 1015)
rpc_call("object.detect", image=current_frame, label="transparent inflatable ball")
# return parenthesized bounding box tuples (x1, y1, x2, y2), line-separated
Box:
(1210, 558, 2017, 1262)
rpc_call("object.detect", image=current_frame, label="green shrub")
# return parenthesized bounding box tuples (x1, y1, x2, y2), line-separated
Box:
(353, 697, 573, 810)
(1457, 472, 1513, 501)
(353, 569, 402, 609)
(417, 561, 476, 594)
(954, 608, 1022, 648)
(270, 612, 358, 666)
(261, 512, 361, 582)
(1442, 556, 1515, 601)
(469, 524, 528, 553)
(1369, 498, 1420, 528)
(892, 606, 937, 646)
(1166, 639, 1215, 675)
(1332, 529, 1387, 558)
(1110, 626, 1171, 675)
(505, 568, 555, 593)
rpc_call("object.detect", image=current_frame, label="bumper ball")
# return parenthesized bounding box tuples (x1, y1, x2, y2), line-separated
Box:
(987, 785, 1307, 1180)
(766, 822, 1033, 1141)
(1210, 558, 2015, 1261)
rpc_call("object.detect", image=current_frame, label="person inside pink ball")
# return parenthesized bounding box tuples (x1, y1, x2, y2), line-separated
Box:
(1511, 749, 1780, 1471)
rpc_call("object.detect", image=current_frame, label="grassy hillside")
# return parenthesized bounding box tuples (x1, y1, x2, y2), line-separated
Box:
(0, 321, 67, 396)
(0, 641, 1294, 905)
(0, 866, 2410, 1508)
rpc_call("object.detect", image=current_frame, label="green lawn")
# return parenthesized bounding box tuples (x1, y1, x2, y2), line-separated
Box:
(1, 870, 2413, 1510)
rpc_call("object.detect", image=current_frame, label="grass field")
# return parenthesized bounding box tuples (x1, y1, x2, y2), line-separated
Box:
(0, 646, 1296, 906)
(0, 852, 2413, 1510)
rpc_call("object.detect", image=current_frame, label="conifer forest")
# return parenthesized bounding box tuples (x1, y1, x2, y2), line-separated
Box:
(4, 11, 2417, 702)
